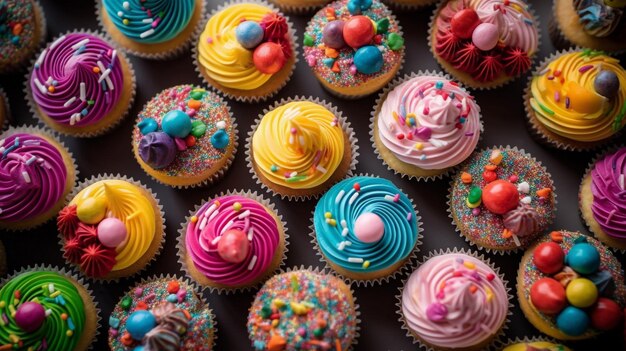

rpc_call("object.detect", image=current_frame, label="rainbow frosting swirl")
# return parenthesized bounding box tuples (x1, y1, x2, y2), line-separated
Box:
(401, 253, 509, 349)
(591, 147, 626, 239)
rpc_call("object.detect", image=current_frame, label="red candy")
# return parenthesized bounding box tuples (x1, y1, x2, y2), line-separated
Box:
(253, 42, 286, 74)
(342, 15, 374, 49)
(481, 179, 519, 214)
(530, 277, 567, 315)
(217, 229, 250, 263)
(532, 242, 565, 275)
(590, 298, 623, 331)
(482, 170, 497, 182)
(450, 9, 481, 39)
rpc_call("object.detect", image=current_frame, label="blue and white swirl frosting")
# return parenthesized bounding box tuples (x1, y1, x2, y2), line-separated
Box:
(102, 0, 195, 44)
(313, 176, 419, 273)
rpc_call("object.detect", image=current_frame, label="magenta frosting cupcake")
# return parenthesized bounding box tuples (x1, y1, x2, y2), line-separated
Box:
(27, 31, 136, 137)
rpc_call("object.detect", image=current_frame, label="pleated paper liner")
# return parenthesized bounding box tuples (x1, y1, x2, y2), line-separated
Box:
(59, 174, 166, 283)
(245, 96, 359, 201)
(491, 336, 572, 351)
(0, 88, 10, 130)
(267, 0, 331, 14)
(370, 70, 485, 181)
(427, 0, 541, 90)
(95, 0, 206, 59)
(446, 145, 558, 255)
(396, 248, 513, 351)
(2, 264, 101, 351)
(0, 125, 79, 231)
(24, 29, 137, 138)
(308, 173, 423, 287)
(177, 189, 290, 295)
(192, 0, 299, 103)
(0, 0, 47, 74)
(382, 0, 439, 11)
(130, 87, 238, 189)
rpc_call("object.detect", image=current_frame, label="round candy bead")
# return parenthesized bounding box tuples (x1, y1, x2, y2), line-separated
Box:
(76, 197, 107, 224)
(556, 306, 589, 336)
(467, 186, 482, 204)
(253, 42, 286, 74)
(15, 302, 46, 332)
(530, 277, 567, 314)
(566, 278, 598, 308)
(235, 20, 264, 49)
(97, 217, 127, 248)
(342, 15, 374, 48)
(532, 242, 565, 274)
(322, 20, 346, 49)
(472, 23, 499, 51)
(126, 310, 157, 340)
(565, 241, 600, 275)
(162, 110, 192, 138)
(450, 8, 481, 39)
(210, 129, 230, 149)
(137, 118, 158, 135)
(217, 229, 250, 263)
(353, 45, 383, 74)
(593, 70, 620, 98)
(481, 179, 519, 215)
(590, 298, 623, 331)
(353, 213, 385, 243)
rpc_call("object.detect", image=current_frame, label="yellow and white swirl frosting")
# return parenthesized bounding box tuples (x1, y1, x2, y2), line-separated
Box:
(529, 51, 626, 142)
(252, 101, 345, 189)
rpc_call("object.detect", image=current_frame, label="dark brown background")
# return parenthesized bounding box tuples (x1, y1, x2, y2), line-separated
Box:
(1, 0, 624, 349)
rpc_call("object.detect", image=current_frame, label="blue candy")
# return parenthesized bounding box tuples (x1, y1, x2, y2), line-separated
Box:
(347, 0, 373, 14)
(556, 306, 589, 336)
(161, 110, 192, 138)
(126, 310, 156, 340)
(166, 294, 178, 303)
(133, 347, 145, 351)
(235, 21, 265, 50)
(354, 46, 383, 75)
(565, 238, 600, 275)
(211, 130, 230, 149)
(138, 118, 158, 135)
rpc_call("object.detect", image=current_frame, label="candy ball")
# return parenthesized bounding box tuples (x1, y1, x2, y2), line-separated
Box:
(210, 129, 230, 149)
(15, 302, 46, 332)
(97, 217, 127, 248)
(593, 70, 620, 98)
(481, 179, 520, 215)
(354, 213, 385, 243)
(556, 306, 589, 336)
(76, 197, 107, 224)
(235, 21, 264, 49)
(253, 42, 285, 74)
(532, 242, 565, 274)
(162, 110, 192, 138)
(565, 241, 600, 275)
(126, 310, 157, 340)
(217, 229, 250, 263)
(450, 8, 481, 39)
(590, 298, 623, 331)
(353, 45, 383, 74)
(323, 20, 346, 49)
(343, 15, 374, 48)
(472, 23, 499, 51)
(566, 278, 598, 308)
(530, 277, 567, 314)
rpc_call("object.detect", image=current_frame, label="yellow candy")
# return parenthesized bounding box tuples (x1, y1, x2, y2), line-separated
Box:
(566, 81, 606, 115)
(566, 278, 598, 308)
(466, 198, 481, 208)
(414, 142, 423, 150)
(76, 197, 107, 224)
(324, 212, 332, 219)
(463, 261, 476, 270)
(489, 149, 502, 165)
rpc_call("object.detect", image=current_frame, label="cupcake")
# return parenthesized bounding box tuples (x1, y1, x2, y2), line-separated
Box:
(517, 230, 626, 340)
(399, 250, 510, 351)
(0, 0, 46, 73)
(247, 268, 359, 350)
(372, 72, 483, 180)
(108, 276, 216, 351)
(132, 85, 237, 188)
(383, 0, 438, 9)
(269, 0, 332, 13)
(27, 31, 136, 137)
(247, 98, 358, 200)
(0, 126, 77, 231)
(312, 175, 421, 284)
(0, 88, 9, 129)
(179, 190, 288, 292)
(525, 49, 626, 151)
(430, 0, 539, 89)
(0, 266, 99, 351)
(98, 0, 205, 58)
(303, 0, 405, 98)
(194, 1, 297, 102)
(58, 175, 165, 280)
(498, 337, 572, 351)
(551, 0, 626, 52)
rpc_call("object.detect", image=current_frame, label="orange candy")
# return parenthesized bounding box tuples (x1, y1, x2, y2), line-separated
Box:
(12, 23, 22, 35)
(120, 332, 134, 346)
(267, 334, 286, 351)
(167, 280, 180, 293)
(461, 172, 473, 184)
(536, 188, 552, 198)
(550, 231, 564, 242)
(135, 301, 148, 310)
(188, 99, 201, 110)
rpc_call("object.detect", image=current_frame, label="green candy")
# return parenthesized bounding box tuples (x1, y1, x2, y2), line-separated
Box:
(376, 18, 390, 34)
(260, 305, 272, 319)
(313, 328, 324, 338)
(303, 34, 315, 47)
(468, 186, 482, 204)
(387, 33, 404, 51)
(120, 296, 133, 310)
(191, 120, 207, 138)
(190, 90, 206, 100)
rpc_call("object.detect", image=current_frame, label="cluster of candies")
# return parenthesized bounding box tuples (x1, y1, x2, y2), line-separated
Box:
(530, 234, 624, 336)
(234, 12, 292, 74)
(0, 2, 24, 46)
(303, 0, 404, 75)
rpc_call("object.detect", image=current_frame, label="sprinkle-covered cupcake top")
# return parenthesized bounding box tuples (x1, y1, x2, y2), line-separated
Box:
(529, 50, 626, 143)
(30, 33, 124, 127)
(247, 270, 358, 351)
(590, 147, 626, 240)
(303, 0, 405, 87)
(574, 0, 625, 39)
(377, 75, 481, 170)
(108, 278, 214, 351)
(0, 0, 40, 67)
(401, 253, 509, 349)
(0, 271, 87, 351)
(102, 0, 195, 44)
(314, 176, 418, 274)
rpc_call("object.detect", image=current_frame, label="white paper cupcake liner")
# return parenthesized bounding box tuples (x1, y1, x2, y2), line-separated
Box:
(59, 173, 166, 283)
(176, 189, 290, 295)
(370, 70, 485, 181)
(24, 29, 137, 138)
(491, 336, 570, 351)
(192, 0, 299, 103)
(245, 96, 360, 201)
(0, 0, 47, 74)
(446, 145, 558, 255)
(267, 0, 330, 13)
(0, 88, 11, 130)
(395, 248, 513, 351)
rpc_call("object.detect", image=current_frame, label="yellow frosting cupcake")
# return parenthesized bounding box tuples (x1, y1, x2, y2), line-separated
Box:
(501, 341, 571, 351)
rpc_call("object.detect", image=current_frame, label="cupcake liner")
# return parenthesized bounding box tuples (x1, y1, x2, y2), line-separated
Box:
(245, 96, 360, 201)
(24, 29, 137, 138)
(59, 173, 166, 283)
(0, 88, 11, 129)
(0, 125, 79, 231)
(192, 0, 299, 103)
(428, 0, 541, 90)
(95, 0, 206, 59)
(370, 70, 485, 181)
(307, 172, 423, 287)
(0, 0, 47, 74)
(382, 0, 438, 11)
(176, 189, 290, 295)
(491, 336, 569, 351)
(267, 0, 329, 14)
(395, 248, 513, 350)
(2, 264, 101, 351)
(446, 145, 558, 255)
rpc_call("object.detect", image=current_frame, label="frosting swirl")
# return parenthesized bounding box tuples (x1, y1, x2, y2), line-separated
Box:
(401, 253, 508, 349)
(502, 341, 571, 351)
(591, 147, 626, 239)
(574, 0, 623, 38)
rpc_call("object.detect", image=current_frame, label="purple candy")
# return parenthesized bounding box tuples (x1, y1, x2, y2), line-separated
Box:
(15, 302, 46, 332)
(426, 302, 448, 322)
(138, 132, 177, 170)
(323, 20, 346, 49)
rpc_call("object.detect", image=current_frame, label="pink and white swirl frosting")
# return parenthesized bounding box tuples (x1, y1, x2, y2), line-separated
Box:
(0, 132, 67, 222)
(30, 33, 124, 126)
(591, 147, 626, 239)
(185, 194, 280, 286)
(401, 253, 508, 349)
(378, 76, 481, 170)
